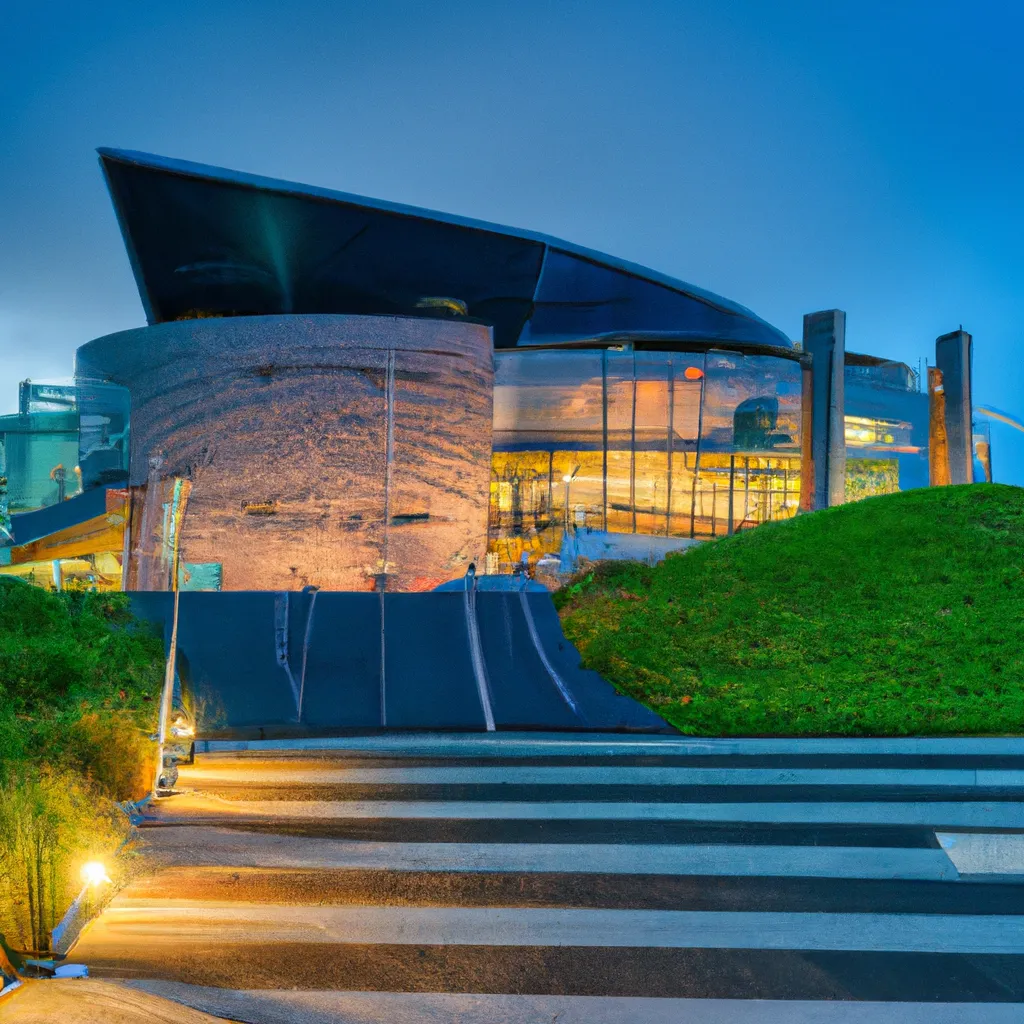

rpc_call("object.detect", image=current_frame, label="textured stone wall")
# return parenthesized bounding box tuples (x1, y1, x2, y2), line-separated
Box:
(77, 315, 493, 592)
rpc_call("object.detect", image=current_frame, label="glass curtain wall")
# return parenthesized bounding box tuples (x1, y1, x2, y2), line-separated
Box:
(77, 381, 131, 489)
(844, 363, 928, 500)
(697, 351, 802, 535)
(490, 347, 803, 572)
(0, 380, 131, 591)
(972, 419, 993, 483)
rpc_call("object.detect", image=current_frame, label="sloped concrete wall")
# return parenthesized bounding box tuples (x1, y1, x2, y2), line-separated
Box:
(127, 590, 672, 735)
(77, 314, 493, 592)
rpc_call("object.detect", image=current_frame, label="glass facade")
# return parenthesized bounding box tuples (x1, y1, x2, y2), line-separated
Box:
(973, 419, 993, 483)
(0, 381, 130, 591)
(0, 414, 82, 516)
(77, 381, 131, 490)
(0, 380, 130, 516)
(490, 347, 804, 573)
(0, 346, 972, 591)
(844, 362, 928, 501)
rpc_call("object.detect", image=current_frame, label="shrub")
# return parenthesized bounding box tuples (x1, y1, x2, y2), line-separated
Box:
(65, 712, 157, 803)
(0, 766, 128, 952)
(0, 580, 165, 952)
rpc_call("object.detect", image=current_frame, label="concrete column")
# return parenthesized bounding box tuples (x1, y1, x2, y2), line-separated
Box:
(798, 353, 815, 512)
(802, 310, 847, 509)
(935, 329, 973, 485)
(927, 366, 951, 487)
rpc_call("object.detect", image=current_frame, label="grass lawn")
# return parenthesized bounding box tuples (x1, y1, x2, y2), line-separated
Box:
(555, 484, 1024, 736)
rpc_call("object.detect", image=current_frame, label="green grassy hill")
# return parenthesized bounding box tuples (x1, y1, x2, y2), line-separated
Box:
(555, 484, 1024, 736)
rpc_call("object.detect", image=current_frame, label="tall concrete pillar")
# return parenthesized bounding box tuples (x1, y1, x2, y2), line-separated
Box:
(798, 353, 816, 512)
(927, 367, 951, 487)
(802, 310, 847, 509)
(935, 329, 973, 485)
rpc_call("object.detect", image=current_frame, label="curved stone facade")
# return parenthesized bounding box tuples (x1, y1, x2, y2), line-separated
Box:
(76, 314, 493, 592)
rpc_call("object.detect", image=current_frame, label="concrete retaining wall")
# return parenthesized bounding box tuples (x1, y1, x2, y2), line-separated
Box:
(129, 589, 671, 735)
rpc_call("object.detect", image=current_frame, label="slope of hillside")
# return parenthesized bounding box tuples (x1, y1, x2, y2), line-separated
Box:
(555, 484, 1024, 735)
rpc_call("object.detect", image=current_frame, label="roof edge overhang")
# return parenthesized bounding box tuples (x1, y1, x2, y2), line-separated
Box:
(97, 146, 793, 349)
(503, 333, 802, 360)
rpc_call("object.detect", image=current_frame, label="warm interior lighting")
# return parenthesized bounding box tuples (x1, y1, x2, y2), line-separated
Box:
(683, 366, 704, 380)
(844, 415, 906, 447)
(81, 861, 110, 887)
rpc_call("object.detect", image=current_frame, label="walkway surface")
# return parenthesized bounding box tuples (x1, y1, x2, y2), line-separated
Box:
(27, 734, 1024, 1021)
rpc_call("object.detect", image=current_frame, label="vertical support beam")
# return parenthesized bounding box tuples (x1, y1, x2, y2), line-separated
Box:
(935, 329, 974, 485)
(798, 353, 815, 512)
(690, 375, 706, 538)
(121, 486, 134, 590)
(135, 454, 165, 591)
(928, 367, 951, 487)
(727, 454, 735, 535)
(666, 357, 675, 537)
(802, 310, 847, 509)
(547, 450, 554, 522)
(629, 350, 637, 534)
(601, 350, 608, 533)
(379, 349, 396, 727)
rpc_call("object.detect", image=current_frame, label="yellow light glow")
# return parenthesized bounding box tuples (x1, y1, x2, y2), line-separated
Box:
(81, 861, 110, 887)
(561, 474, 572, 483)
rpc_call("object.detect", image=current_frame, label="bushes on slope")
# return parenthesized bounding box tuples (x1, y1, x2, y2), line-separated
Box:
(0, 580, 164, 951)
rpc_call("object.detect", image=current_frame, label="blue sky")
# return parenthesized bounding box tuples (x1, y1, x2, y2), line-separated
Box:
(2, 0, 1022, 483)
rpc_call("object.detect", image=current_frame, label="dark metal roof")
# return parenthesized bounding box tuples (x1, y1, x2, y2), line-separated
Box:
(98, 148, 793, 351)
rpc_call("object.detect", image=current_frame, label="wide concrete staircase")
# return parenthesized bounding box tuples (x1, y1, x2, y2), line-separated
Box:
(70, 734, 1024, 1022)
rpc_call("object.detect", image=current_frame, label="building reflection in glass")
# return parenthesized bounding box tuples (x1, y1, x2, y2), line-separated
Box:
(843, 358, 928, 503)
(489, 347, 804, 572)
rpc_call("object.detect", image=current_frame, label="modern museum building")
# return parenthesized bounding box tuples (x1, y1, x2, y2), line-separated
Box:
(0, 149, 989, 592)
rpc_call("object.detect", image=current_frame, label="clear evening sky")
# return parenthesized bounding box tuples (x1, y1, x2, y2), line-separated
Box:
(2, 1, 1022, 484)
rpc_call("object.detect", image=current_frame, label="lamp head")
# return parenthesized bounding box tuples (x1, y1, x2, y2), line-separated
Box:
(81, 861, 111, 887)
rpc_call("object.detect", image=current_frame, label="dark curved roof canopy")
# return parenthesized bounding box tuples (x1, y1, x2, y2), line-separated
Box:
(99, 148, 792, 351)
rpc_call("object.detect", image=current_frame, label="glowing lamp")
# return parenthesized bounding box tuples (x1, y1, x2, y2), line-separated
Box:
(81, 861, 111, 887)
(683, 367, 704, 381)
(561, 474, 572, 483)
(171, 716, 195, 738)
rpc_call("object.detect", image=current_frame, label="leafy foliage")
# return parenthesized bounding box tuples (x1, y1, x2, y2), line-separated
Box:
(0, 766, 129, 952)
(0, 581, 164, 951)
(556, 484, 1024, 736)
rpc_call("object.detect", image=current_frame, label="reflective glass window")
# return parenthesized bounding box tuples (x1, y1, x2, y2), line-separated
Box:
(845, 366, 928, 497)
